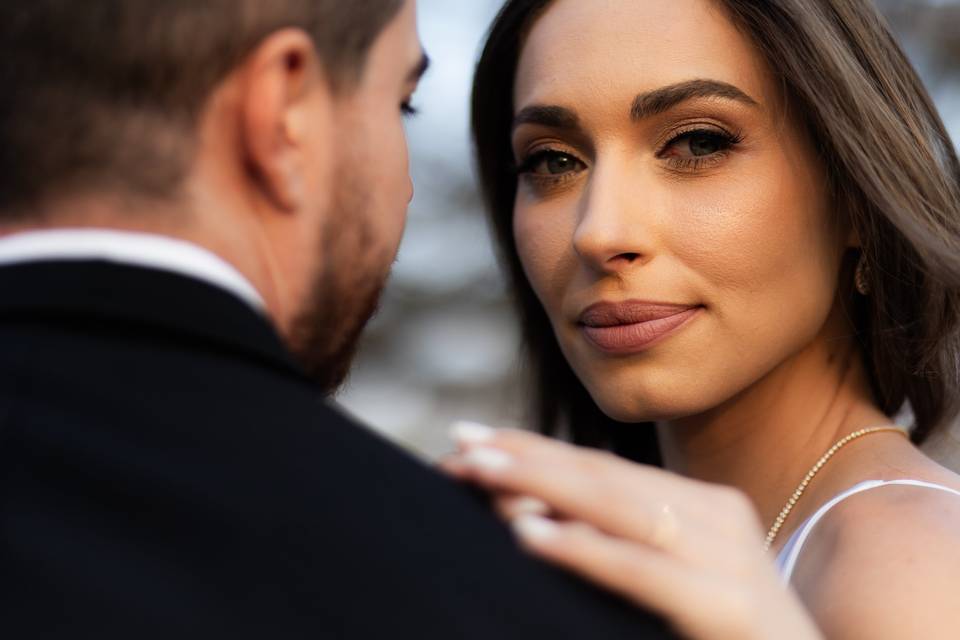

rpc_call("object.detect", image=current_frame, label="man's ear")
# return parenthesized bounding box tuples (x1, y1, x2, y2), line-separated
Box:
(237, 28, 330, 212)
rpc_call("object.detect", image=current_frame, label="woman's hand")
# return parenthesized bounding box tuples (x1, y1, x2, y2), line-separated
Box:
(441, 423, 822, 640)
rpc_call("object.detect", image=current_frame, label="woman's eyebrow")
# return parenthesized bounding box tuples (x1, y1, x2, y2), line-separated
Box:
(511, 80, 755, 132)
(630, 79, 759, 120)
(512, 105, 580, 132)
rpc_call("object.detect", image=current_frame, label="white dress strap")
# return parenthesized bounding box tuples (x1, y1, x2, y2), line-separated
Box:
(776, 479, 960, 583)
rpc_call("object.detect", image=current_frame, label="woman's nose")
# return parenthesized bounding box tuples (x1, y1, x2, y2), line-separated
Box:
(572, 162, 655, 273)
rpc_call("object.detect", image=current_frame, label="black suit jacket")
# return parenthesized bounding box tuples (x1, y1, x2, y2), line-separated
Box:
(0, 260, 673, 639)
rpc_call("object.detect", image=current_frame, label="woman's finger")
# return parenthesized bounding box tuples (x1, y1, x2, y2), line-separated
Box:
(447, 422, 716, 547)
(450, 421, 701, 502)
(511, 515, 818, 640)
(492, 494, 551, 521)
(510, 514, 745, 640)
(436, 452, 470, 478)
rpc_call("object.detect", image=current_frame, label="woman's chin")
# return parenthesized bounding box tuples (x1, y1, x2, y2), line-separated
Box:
(589, 385, 726, 424)
(592, 397, 684, 424)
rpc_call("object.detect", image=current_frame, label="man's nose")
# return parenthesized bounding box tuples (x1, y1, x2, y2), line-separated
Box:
(572, 161, 655, 273)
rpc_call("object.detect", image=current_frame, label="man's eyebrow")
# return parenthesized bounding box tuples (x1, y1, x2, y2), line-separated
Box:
(407, 53, 430, 83)
(630, 79, 758, 121)
(512, 105, 580, 132)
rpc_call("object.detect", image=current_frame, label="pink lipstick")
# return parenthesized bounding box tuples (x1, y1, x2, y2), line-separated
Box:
(578, 301, 701, 354)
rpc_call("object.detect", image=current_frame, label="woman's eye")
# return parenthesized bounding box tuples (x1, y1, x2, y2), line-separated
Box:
(519, 151, 584, 177)
(688, 133, 724, 156)
(661, 130, 737, 160)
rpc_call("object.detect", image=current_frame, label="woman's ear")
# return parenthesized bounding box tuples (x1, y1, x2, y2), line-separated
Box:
(236, 28, 332, 213)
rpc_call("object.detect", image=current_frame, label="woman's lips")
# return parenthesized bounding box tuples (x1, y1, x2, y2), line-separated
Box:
(578, 302, 701, 354)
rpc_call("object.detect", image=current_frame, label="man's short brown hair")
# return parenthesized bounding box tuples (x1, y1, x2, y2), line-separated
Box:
(0, 0, 404, 216)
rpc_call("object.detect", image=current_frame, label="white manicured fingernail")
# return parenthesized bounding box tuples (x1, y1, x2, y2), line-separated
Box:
(513, 514, 558, 542)
(511, 496, 550, 516)
(450, 420, 496, 445)
(462, 447, 512, 472)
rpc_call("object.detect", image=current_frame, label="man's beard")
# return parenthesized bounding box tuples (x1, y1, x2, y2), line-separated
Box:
(286, 170, 391, 394)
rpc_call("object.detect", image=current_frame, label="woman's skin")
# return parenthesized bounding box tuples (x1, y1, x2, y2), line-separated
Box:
(444, 1, 960, 638)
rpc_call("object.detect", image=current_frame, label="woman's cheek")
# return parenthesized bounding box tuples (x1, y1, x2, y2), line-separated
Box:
(671, 156, 827, 298)
(666, 176, 780, 288)
(666, 161, 840, 367)
(513, 202, 578, 316)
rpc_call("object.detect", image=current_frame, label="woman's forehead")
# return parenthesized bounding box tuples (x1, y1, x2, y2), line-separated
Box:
(514, 0, 773, 116)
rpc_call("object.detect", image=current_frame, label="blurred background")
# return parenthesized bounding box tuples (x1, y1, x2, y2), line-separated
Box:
(336, 0, 960, 461)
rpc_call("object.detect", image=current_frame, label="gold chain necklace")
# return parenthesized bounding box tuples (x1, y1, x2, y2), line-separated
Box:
(763, 425, 909, 553)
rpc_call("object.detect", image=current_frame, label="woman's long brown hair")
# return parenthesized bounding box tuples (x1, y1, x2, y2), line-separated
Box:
(471, 0, 960, 463)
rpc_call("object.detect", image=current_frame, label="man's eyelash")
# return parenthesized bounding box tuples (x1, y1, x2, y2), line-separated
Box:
(401, 102, 419, 117)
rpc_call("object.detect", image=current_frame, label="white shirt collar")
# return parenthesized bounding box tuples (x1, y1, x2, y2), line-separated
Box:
(0, 229, 266, 312)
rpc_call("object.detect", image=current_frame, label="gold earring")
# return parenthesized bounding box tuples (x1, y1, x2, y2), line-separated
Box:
(855, 253, 871, 296)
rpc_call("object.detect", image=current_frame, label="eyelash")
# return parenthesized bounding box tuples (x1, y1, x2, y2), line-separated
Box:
(515, 149, 584, 188)
(401, 102, 419, 117)
(656, 127, 743, 171)
(514, 127, 743, 187)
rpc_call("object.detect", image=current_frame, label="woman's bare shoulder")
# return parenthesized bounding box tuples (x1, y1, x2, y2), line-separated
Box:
(791, 467, 960, 639)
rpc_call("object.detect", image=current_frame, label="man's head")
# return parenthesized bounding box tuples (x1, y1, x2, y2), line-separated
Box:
(0, 0, 427, 391)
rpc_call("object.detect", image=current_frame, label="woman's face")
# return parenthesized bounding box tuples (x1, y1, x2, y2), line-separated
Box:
(512, 0, 850, 421)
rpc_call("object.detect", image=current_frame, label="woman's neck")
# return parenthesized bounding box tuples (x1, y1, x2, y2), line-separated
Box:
(656, 328, 891, 536)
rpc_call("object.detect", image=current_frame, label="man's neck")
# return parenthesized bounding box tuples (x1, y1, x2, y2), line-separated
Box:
(0, 197, 287, 327)
(0, 226, 269, 312)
